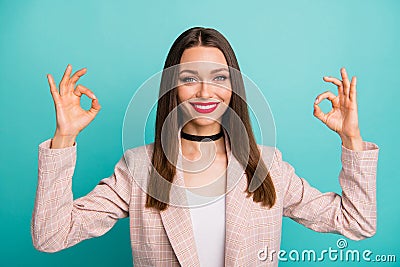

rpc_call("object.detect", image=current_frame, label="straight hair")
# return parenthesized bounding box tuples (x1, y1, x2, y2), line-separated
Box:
(145, 27, 276, 211)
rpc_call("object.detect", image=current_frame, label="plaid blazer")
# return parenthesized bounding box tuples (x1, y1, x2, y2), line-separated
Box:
(31, 134, 379, 266)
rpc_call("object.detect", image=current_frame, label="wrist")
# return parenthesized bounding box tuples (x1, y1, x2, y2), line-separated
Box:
(51, 133, 77, 149)
(340, 134, 363, 151)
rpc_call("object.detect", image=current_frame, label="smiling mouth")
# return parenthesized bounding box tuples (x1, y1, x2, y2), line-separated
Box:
(190, 102, 220, 114)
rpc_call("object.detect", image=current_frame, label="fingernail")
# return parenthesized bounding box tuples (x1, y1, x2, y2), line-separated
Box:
(314, 98, 318, 104)
(93, 95, 97, 99)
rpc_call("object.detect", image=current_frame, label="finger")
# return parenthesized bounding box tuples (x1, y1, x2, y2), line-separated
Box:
(341, 67, 350, 97)
(69, 68, 87, 89)
(323, 76, 344, 98)
(89, 98, 101, 114)
(59, 64, 72, 95)
(349, 76, 357, 101)
(74, 84, 97, 100)
(323, 76, 342, 87)
(314, 90, 337, 106)
(47, 74, 60, 103)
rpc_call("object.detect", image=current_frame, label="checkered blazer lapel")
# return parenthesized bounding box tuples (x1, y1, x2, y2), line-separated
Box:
(159, 154, 200, 265)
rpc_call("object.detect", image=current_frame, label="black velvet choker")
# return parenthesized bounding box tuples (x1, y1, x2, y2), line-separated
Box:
(180, 130, 224, 142)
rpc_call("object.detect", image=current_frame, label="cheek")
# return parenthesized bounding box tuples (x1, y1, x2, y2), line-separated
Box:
(221, 90, 232, 104)
(177, 87, 190, 103)
(215, 82, 232, 103)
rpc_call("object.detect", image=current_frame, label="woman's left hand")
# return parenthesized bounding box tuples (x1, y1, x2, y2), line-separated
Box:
(313, 67, 364, 151)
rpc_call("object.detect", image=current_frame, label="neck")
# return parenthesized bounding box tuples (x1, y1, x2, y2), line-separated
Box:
(181, 123, 222, 136)
(180, 124, 226, 157)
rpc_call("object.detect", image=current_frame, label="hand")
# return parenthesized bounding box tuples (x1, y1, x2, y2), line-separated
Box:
(313, 68, 363, 151)
(48, 64, 101, 148)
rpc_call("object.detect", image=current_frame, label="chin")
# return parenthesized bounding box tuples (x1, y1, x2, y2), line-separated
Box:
(189, 117, 221, 127)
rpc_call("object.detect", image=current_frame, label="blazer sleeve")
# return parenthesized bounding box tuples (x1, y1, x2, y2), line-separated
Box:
(280, 141, 379, 240)
(31, 139, 132, 252)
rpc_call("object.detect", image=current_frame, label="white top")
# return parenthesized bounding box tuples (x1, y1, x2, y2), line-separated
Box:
(186, 189, 226, 267)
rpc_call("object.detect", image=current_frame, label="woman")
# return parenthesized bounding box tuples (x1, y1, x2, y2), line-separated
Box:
(31, 27, 379, 266)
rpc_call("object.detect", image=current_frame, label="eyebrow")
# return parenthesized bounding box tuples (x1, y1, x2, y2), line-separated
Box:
(179, 67, 229, 75)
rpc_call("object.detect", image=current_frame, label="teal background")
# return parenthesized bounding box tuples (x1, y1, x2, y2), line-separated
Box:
(0, 0, 398, 266)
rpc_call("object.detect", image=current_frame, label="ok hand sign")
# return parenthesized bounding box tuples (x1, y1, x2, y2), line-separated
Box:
(313, 68, 363, 151)
(47, 64, 101, 148)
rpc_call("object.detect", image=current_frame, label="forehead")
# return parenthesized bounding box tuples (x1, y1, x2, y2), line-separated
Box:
(180, 46, 227, 65)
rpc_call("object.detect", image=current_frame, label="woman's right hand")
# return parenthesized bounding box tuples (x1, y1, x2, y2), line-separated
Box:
(48, 64, 101, 148)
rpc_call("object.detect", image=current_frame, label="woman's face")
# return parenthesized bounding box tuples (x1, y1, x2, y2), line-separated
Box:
(177, 46, 232, 130)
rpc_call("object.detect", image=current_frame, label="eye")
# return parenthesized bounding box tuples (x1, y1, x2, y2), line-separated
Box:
(214, 75, 228, 81)
(180, 77, 197, 83)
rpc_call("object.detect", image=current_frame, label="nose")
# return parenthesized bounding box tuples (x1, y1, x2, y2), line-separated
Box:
(196, 81, 213, 98)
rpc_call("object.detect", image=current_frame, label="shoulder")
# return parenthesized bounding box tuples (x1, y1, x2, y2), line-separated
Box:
(256, 144, 286, 186)
(256, 144, 288, 198)
(117, 143, 154, 172)
(256, 144, 283, 168)
(114, 143, 155, 193)
(124, 142, 154, 158)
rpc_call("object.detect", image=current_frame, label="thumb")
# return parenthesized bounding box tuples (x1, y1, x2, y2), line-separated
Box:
(313, 103, 326, 123)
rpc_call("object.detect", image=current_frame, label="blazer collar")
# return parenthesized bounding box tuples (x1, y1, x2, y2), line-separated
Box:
(159, 128, 249, 266)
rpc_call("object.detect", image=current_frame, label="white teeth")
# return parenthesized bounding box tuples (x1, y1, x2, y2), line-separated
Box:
(194, 104, 217, 109)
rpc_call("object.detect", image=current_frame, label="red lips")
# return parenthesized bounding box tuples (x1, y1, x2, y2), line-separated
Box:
(190, 102, 220, 114)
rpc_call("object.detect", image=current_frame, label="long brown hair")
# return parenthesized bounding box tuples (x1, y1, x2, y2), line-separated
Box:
(145, 27, 276, 210)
